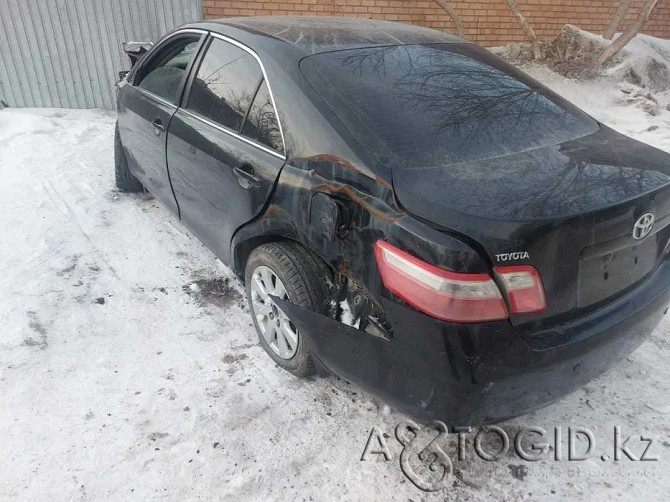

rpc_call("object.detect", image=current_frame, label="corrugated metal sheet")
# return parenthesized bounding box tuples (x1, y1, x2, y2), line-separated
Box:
(0, 0, 203, 109)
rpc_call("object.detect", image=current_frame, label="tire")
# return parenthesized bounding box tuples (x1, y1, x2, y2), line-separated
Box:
(245, 242, 331, 377)
(114, 122, 144, 192)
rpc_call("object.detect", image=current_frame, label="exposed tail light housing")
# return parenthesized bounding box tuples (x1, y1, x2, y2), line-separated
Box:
(375, 241, 547, 323)
(374, 240, 508, 323)
(494, 265, 546, 314)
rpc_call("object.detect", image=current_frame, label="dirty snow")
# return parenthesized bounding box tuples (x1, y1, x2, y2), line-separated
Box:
(2, 41, 670, 501)
(339, 300, 360, 329)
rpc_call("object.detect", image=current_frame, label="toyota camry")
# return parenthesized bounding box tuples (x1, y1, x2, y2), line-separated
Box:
(115, 16, 670, 423)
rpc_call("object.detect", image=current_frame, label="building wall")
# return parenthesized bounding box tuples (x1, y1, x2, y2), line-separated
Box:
(0, 0, 203, 109)
(203, 0, 670, 47)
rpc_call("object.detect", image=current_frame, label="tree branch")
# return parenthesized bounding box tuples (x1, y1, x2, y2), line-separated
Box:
(603, 0, 634, 40)
(505, 0, 542, 59)
(598, 0, 661, 65)
(431, 0, 465, 37)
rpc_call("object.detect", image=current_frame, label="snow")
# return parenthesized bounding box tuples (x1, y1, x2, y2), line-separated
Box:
(339, 299, 360, 328)
(602, 30, 670, 92)
(2, 40, 670, 499)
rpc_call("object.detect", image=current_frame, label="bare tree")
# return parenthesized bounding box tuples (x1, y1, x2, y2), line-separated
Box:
(598, 0, 661, 65)
(603, 0, 634, 40)
(505, 0, 542, 59)
(431, 0, 465, 37)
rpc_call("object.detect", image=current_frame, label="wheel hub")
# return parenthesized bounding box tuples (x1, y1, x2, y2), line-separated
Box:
(249, 265, 299, 360)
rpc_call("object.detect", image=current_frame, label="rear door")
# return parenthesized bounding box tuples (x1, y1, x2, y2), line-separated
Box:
(167, 35, 285, 263)
(117, 31, 205, 215)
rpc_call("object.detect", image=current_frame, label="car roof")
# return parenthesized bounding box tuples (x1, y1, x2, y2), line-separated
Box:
(196, 16, 466, 55)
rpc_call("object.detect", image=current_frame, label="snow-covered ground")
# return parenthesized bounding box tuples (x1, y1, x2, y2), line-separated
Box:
(1, 61, 670, 500)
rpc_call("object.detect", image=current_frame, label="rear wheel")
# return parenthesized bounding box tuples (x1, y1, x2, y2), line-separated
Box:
(114, 122, 144, 192)
(245, 242, 330, 377)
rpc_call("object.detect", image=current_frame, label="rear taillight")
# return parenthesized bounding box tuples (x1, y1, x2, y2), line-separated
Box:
(494, 266, 546, 314)
(374, 240, 508, 323)
(375, 241, 547, 322)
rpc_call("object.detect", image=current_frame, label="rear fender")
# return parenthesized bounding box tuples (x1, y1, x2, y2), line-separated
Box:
(232, 156, 491, 340)
(232, 159, 488, 280)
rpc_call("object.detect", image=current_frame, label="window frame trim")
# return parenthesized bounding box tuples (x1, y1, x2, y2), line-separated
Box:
(179, 32, 287, 158)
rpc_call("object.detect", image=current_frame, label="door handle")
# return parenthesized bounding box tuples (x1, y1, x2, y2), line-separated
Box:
(152, 118, 164, 135)
(233, 166, 261, 189)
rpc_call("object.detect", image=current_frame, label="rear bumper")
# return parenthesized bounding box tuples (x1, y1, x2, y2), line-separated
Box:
(278, 261, 670, 424)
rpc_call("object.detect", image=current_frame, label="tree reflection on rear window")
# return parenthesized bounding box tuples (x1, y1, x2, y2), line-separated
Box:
(300, 44, 599, 168)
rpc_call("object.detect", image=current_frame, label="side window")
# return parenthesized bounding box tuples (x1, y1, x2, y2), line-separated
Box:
(137, 35, 201, 103)
(241, 80, 283, 153)
(186, 38, 263, 131)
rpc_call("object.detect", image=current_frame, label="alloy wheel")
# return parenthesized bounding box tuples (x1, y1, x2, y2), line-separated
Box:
(249, 265, 299, 359)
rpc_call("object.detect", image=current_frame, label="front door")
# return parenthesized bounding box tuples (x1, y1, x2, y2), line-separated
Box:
(167, 35, 286, 263)
(117, 32, 204, 216)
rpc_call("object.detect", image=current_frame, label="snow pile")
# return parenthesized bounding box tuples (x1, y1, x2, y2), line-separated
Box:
(494, 25, 670, 118)
(605, 29, 670, 93)
(495, 25, 607, 79)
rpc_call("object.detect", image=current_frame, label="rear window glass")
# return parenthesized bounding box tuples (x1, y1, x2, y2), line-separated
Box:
(300, 44, 599, 167)
(241, 80, 283, 153)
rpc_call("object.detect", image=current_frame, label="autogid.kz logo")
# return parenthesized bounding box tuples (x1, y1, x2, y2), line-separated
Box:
(360, 421, 659, 492)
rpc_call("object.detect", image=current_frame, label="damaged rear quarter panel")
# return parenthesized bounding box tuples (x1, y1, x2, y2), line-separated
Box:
(231, 154, 490, 306)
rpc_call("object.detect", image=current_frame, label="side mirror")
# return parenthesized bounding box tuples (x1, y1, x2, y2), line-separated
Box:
(123, 41, 153, 67)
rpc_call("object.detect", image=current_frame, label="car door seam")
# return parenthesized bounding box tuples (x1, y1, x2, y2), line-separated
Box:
(164, 109, 182, 220)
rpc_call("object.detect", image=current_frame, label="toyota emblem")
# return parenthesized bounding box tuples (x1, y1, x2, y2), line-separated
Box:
(633, 213, 654, 240)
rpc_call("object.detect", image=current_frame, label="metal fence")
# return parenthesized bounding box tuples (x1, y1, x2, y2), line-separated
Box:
(0, 0, 202, 109)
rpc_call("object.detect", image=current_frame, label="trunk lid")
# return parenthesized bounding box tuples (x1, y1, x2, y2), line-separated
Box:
(393, 127, 670, 330)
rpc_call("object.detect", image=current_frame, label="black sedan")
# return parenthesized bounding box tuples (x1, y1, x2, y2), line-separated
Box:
(115, 16, 670, 423)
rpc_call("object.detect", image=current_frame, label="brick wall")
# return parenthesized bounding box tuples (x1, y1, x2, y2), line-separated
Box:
(203, 1, 670, 47)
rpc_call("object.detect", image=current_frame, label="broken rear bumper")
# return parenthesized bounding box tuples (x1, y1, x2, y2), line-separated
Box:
(276, 261, 670, 424)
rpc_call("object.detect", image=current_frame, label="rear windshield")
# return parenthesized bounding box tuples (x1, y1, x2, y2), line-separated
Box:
(300, 44, 599, 168)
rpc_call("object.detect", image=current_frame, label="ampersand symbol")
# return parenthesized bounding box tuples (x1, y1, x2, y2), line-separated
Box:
(395, 419, 452, 492)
